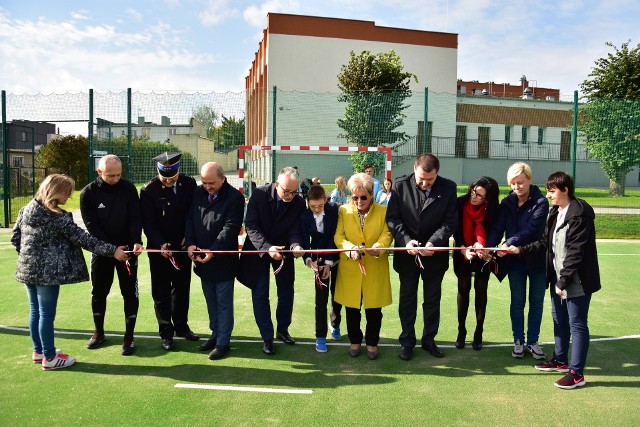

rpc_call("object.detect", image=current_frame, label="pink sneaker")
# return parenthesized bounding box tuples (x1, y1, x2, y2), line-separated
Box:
(42, 352, 76, 371)
(535, 359, 570, 373)
(33, 349, 61, 364)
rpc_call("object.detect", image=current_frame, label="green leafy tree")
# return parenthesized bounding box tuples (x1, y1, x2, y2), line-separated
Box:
(192, 105, 219, 139)
(91, 136, 198, 184)
(215, 115, 245, 149)
(337, 50, 417, 173)
(35, 135, 89, 187)
(580, 41, 640, 196)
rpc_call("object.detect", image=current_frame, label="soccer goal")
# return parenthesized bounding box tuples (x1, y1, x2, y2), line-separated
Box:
(238, 145, 392, 197)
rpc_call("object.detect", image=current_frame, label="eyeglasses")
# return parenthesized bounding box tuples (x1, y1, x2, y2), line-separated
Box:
(309, 203, 325, 209)
(281, 189, 300, 196)
(351, 195, 369, 202)
(471, 189, 486, 200)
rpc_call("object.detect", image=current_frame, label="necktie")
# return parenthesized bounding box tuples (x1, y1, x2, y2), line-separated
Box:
(208, 194, 214, 204)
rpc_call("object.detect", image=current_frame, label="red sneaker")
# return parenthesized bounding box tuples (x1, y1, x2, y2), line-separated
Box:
(555, 369, 586, 389)
(535, 359, 570, 373)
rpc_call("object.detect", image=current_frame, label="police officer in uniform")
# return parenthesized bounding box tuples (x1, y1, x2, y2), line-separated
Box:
(140, 152, 199, 350)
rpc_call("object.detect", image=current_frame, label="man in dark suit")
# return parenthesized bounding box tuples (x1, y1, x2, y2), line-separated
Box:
(237, 166, 305, 355)
(185, 162, 244, 360)
(300, 185, 342, 352)
(140, 152, 199, 351)
(386, 154, 458, 361)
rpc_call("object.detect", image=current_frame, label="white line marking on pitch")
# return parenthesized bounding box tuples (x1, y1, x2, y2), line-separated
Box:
(175, 383, 312, 394)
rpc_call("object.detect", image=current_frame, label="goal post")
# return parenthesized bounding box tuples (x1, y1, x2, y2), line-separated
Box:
(238, 145, 392, 196)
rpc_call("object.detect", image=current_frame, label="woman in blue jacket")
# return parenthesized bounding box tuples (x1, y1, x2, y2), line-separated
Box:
(485, 162, 548, 360)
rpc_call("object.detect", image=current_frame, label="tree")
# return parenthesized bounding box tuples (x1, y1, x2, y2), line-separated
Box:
(580, 41, 640, 196)
(192, 105, 219, 139)
(35, 135, 89, 187)
(337, 50, 417, 174)
(215, 115, 245, 149)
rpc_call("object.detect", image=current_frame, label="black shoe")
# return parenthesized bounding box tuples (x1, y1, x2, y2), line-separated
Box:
(262, 339, 275, 355)
(208, 346, 230, 360)
(472, 331, 483, 350)
(455, 332, 466, 349)
(276, 331, 296, 345)
(399, 346, 413, 360)
(161, 338, 175, 351)
(367, 349, 379, 360)
(421, 342, 444, 358)
(121, 339, 135, 356)
(86, 332, 106, 349)
(176, 328, 200, 341)
(349, 346, 361, 357)
(199, 336, 217, 351)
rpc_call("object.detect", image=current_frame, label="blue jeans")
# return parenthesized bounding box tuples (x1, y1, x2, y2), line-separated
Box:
(251, 271, 294, 340)
(201, 278, 234, 347)
(550, 286, 591, 375)
(507, 260, 546, 345)
(25, 284, 60, 360)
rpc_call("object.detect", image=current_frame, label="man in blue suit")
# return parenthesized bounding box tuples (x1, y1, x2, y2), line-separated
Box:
(237, 167, 305, 355)
(300, 185, 342, 352)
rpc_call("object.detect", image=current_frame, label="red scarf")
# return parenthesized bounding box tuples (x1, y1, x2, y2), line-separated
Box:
(462, 200, 486, 247)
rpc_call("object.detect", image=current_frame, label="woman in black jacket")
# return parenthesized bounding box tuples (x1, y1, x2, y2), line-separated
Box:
(12, 174, 127, 370)
(509, 172, 601, 389)
(452, 176, 499, 350)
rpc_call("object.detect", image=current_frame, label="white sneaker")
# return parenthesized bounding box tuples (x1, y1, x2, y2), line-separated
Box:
(526, 342, 546, 360)
(42, 352, 76, 371)
(512, 340, 524, 359)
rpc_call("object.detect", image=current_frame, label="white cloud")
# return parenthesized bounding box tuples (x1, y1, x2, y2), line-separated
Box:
(199, 0, 239, 26)
(70, 9, 90, 21)
(126, 8, 143, 22)
(243, 0, 301, 28)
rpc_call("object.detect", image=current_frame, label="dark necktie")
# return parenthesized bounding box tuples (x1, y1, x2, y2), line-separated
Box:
(208, 194, 214, 204)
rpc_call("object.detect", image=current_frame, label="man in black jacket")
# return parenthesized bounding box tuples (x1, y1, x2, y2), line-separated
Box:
(140, 152, 199, 351)
(237, 166, 305, 355)
(80, 154, 143, 355)
(185, 162, 244, 360)
(386, 154, 458, 361)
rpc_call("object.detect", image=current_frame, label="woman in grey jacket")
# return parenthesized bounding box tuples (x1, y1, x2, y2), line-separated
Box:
(509, 171, 601, 389)
(12, 174, 127, 370)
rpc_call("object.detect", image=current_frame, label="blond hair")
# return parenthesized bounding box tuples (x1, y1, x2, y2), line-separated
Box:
(347, 173, 373, 195)
(507, 162, 533, 183)
(36, 174, 75, 213)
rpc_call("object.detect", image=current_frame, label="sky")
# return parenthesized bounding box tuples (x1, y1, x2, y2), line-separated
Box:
(1, 0, 638, 99)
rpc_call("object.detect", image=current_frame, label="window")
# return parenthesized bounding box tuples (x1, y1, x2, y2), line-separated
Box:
(537, 127, 545, 145)
(521, 126, 529, 144)
(12, 156, 24, 167)
(142, 128, 150, 138)
(121, 130, 126, 136)
(169, 128, 177, 135)
(133, 130, 137, 138)
(21, 131, 27, 142)
(505, 125, 513, 144)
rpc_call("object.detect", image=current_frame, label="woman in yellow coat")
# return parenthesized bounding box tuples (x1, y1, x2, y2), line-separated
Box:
(334, 173, 392, 360)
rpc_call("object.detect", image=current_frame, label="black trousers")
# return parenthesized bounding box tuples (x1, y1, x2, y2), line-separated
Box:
(345, 306, 383, 347)
(398, 269, 445, 348)
(314, 265, 342, 338)
(149, 252, 193, 339)
(90, 255, 139, 339)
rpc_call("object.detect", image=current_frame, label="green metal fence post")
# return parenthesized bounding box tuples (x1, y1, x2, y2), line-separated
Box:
(88, 88, 93, 182)
(271, 85, 277, 183)
(572, 90, 578, 183)
(127, 88, 132, 181)
(2, 90, 8, 227)
(423, 87, 429, 153)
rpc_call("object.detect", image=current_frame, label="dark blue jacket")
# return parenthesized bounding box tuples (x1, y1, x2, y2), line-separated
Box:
(299, 203, 339, 266)
(236, 183, 305, 288)
(487, 185, 548, 272)
(184, 180, 245, 281)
